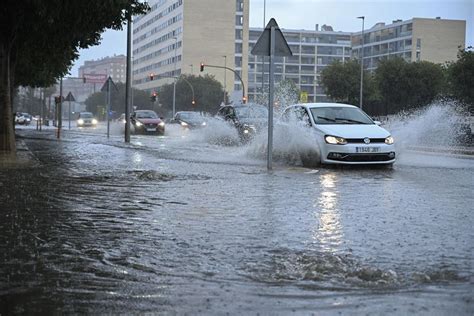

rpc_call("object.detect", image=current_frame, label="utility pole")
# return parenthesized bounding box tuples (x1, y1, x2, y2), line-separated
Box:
(125, 12, 132, 143)
(357, 16, 365, 110)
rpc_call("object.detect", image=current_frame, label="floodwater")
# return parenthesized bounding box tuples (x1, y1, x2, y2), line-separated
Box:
(1, 112, 473, 314)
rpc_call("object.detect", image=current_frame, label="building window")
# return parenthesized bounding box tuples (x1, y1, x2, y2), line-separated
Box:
(236, 0, 244, 12)
(235, 29, 243, 40)
(235, 15, 243, 26)
(235, 43, 243, 54)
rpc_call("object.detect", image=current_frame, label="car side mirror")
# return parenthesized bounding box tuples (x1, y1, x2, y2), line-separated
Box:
(374, 120, 382, 126)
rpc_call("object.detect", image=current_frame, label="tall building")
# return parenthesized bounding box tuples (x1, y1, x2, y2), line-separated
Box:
(132, 0, 249, 102)
(78, 55, 127, 83)
(248, 27, 352, 103)
(351, 17, 466, 71)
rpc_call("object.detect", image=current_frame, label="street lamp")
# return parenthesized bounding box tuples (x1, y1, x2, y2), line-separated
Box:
(172, 36, 178, 117)
(223, 55, 227, 104)
(261, 0, 266, 97)
(357, 16, 365, 110)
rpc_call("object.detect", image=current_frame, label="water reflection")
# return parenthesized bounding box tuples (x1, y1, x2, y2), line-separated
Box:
(314, 173, 343, 252)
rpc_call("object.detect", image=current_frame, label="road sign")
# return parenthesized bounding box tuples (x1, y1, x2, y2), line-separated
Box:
(251, 18, 292, 171)
(65, 92, 75, 102)
(251, 18, 292, 57)
(300, 91, 308, 103)
(83, 73, 107, 84)
(101, 77, 119, 92)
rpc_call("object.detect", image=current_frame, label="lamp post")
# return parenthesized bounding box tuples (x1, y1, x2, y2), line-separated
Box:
(223, 55, 227, 104)
(357, 16, 365, 110)
(172, 36, 178, 117)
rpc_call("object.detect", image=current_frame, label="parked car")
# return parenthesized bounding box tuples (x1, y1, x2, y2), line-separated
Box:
(281, 103, 396, 166)
(77, 112, 98, 127)
(171, 111, 208, 129)
(131, 110, 165, 135)
(215, 103, 268, 142)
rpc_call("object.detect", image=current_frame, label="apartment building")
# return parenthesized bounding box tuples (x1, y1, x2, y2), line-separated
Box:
(78, 55, 126, 83)
(351, 17, 466, 71)
(248, 27, 352, 103)
(132, 0, 249, 101)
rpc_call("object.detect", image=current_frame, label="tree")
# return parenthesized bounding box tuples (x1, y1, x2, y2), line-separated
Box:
(447, 47, 474, 106)
(84, 83, 150, 118)
(375, 57, 444, 113)
(158, 75, 224, 116)
(0, 1, 148, 157)
(320, 59, 374, 106)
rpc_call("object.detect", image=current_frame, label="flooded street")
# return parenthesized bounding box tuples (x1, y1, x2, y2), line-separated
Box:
(1, 123, 473, 315)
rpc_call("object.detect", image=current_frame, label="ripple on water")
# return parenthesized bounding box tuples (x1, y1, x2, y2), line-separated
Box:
(243, 249, 469, 290)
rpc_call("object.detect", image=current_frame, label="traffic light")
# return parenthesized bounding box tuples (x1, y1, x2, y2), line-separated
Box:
(54, 96, 61, 104)
(242, 96, 247, 104)
(200, 62, 204, 72)
(150, 92, 157, 102)
(149, 73, 154, 81)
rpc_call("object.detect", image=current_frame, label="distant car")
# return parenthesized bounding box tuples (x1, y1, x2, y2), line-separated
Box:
(281, 103, 396, 167)
(172, 111, 208, 129)
(15, 112, 32, 125)
(77, 112, 98, 127)
(131, 110, 165, 135)
(215, 103, 268, 142)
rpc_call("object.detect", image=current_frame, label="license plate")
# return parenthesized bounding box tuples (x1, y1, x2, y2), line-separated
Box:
(356, 147, 380, 153)
(146, 128, 156, 132)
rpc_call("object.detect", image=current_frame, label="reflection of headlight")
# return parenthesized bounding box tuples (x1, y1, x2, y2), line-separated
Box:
(121, 119, 126, 124)
(325, 135, 347, 145)
(77, 119, 84, 125)
(92, 119, 98, 124)
(159, 122, 165, 127)
(201, 122, 207, 126)
(385, 136, 394, 145)
(136, 121, 143, 127)
(180, 121, 188, 127)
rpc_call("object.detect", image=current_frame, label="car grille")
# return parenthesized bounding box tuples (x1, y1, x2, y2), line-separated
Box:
(327, 152, 395, 162)
(145, 123, 157, 128)
(345, 138, 386, 143)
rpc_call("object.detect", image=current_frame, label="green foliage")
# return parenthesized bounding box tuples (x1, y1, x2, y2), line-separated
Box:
(447, 47, 474, 105)
(320, 59, 374, 106)
(84, 83, 150, 117)
(158, 75, 224, 117)
(375, 57, 444, 113)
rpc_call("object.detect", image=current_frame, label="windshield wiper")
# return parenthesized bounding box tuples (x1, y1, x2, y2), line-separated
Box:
(335, 117, 368, 124)
(317, 116, 336, 122)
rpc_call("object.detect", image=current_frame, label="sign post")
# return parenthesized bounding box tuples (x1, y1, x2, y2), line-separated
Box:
(65, 92, 75, 130)
(251, 18, 292, 170)
(101, 76, 118, 138)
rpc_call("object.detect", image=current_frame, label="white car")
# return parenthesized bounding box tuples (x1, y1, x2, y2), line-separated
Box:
(281, 103, 396, 166)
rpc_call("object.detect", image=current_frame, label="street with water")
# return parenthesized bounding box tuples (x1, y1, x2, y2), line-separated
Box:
(1, 110, 473, 314)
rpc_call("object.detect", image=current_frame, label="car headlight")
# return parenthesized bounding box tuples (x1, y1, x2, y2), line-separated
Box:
(159, 122, 165, 127)
(136, 121, 143, 127)
(201, 122, 207, 126)
(180, 121, 188, 127)
(77, 119, 84, 125)
(92, 119, 98, 125)
(325, 135, 347, 145)
(385, 136, 394, 145)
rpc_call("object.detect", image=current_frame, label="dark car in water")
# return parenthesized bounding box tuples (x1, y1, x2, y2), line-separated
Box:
(171, 111, 208, 129)
(131, 110, 165, 135)
(215, 104, 268, 142)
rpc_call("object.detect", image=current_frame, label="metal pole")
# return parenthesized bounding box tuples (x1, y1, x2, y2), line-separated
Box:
(39, 88, 43, 131)
(358, 16, 365, 110)
(68, 100, 71, 130)
(125, 14, 132, 143)
(107, 78, 111, 138)
(267, 26, 275, 171)
(172, 36, 178, 117)
(57, 77, 63, 139)
(223, 55, 226, 104)
(261, 0, 266, 97)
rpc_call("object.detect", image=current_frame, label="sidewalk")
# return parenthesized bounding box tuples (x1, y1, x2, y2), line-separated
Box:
(406, 145, 474, 159)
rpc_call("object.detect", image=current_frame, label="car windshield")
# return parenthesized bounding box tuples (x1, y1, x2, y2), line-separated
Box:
(136, 111, 158, 119)
(235, 106, 268, 119)
(310, 107, 373, 125)
(80, 113, 93, 118)
(178, 112, 203, 121)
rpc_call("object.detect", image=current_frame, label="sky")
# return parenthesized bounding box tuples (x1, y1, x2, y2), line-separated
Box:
(70, 0, 473, 76)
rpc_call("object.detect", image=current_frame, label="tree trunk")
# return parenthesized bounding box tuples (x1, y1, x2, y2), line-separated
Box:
(0, 44, 16, 157)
